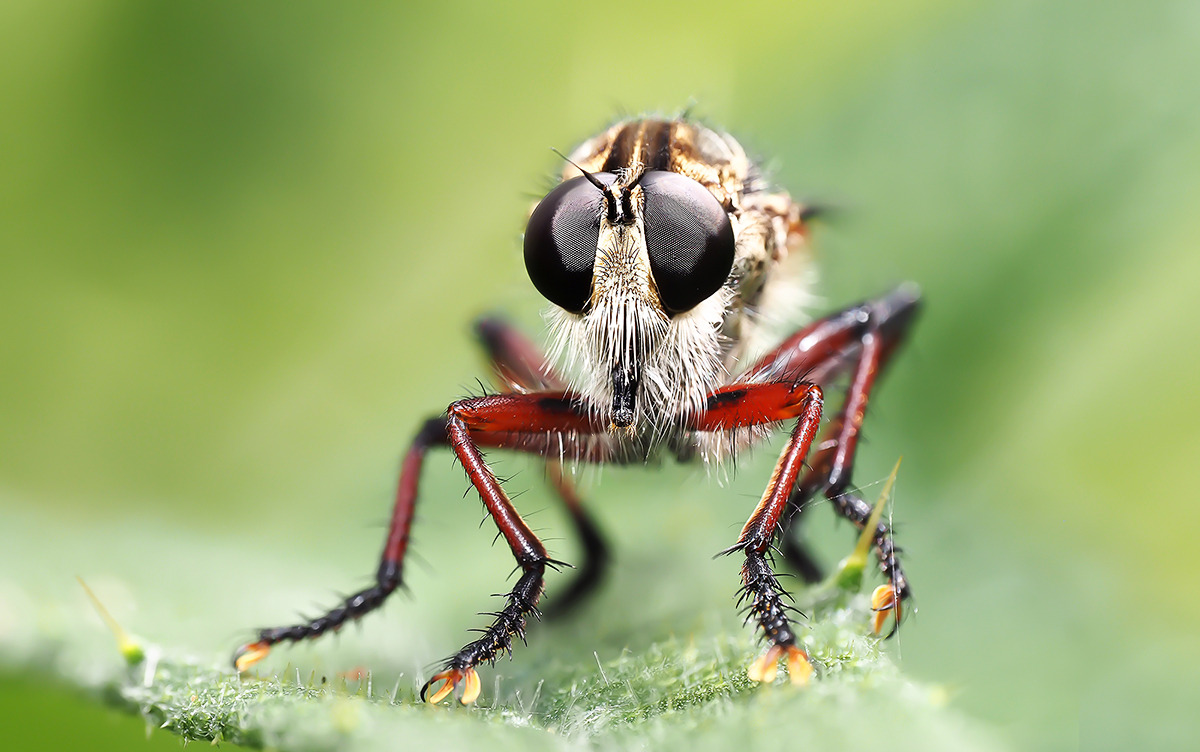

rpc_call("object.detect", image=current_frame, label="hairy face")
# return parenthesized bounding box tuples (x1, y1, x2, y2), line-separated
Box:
(524, 119, 808, 439)
(526, 164, 735, 432)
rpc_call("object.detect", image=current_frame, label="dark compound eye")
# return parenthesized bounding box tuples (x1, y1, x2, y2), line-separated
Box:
(523, 173, 616, 314)
(641, 171, 735, 315)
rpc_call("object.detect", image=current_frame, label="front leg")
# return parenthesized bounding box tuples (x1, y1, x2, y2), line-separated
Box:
(691, 381, 824, 684)
(421, 392, 601, 704)
(474, 316, 611, 617)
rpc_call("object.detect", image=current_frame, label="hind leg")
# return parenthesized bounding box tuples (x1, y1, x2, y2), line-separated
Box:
(233, 415, 447, 672)
(745, 285, 922, 635)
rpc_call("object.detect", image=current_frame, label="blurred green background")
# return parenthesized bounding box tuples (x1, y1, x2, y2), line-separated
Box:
(2, 0, 1199, 750)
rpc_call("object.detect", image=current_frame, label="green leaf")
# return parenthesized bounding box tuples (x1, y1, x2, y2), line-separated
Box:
(0, 508, 999, 752)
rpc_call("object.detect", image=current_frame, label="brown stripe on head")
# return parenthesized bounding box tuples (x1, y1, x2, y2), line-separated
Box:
(601, 120, 675, 174)
(602, 121, 640, 173)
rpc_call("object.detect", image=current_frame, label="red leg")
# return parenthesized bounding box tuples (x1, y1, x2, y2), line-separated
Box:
(421, 391, 605, 704)
(476, 316, 610, 616)
(791, 330, 911, 636)
(475, 316, 565, 392)
(748, 285, 921, 637)
(687, 382, 826, 685)
(233, 415, 448, 672)
(429, 379, 828, 697)
(234, 387, 604, 702)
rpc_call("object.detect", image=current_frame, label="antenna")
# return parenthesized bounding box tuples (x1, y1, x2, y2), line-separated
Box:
(550, 147, 607, 191)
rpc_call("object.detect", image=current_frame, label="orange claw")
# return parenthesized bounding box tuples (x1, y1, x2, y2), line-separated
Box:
(233, 641, 271, 673)
(748, 645, 784, 683)
(424, 672, 457, 704)
(421, 666, 482, 705)
(785, 646, 813, 685)
(462, 666, 482, 704)
(748, 644, 812, 685)
(871, 583, 902, 636)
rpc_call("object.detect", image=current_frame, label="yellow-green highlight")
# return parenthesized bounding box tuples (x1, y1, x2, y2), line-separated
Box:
(833, 457, 902, 592)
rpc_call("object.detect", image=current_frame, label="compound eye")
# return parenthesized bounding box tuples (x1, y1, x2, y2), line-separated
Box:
(641, 171, 735, 315)
(523, 173, 615, 313)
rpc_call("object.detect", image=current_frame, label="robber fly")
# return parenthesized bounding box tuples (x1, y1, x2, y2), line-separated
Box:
(233, 117, 920, 704)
